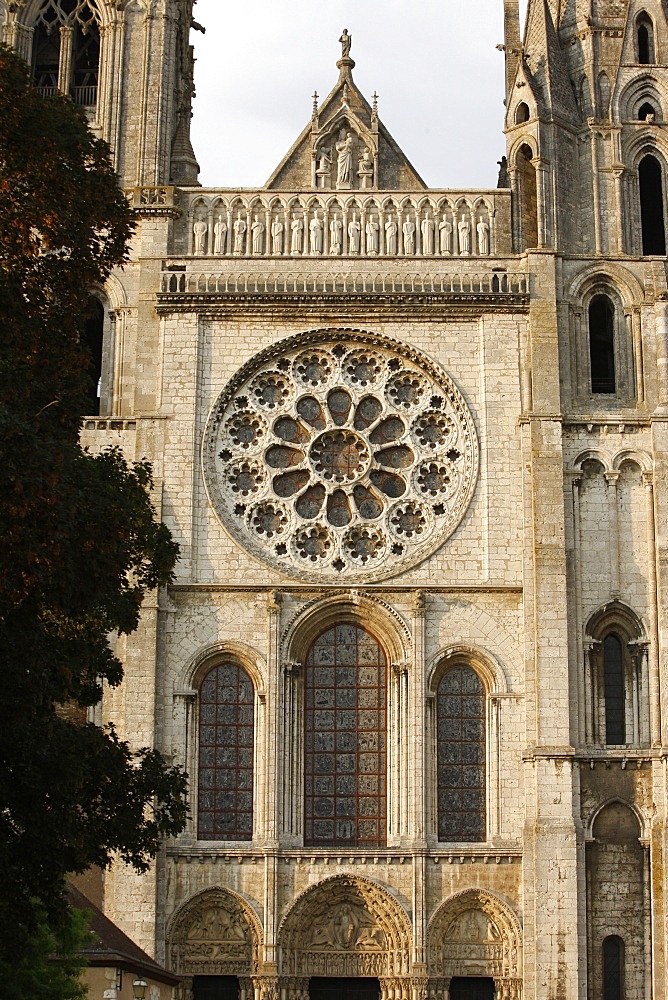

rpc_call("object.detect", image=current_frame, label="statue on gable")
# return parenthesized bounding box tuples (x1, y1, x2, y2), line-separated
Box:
(339, 28, 352, 59)
(316, 147, 332, 189)
(336, 130, 354, 189)
(358, 148, 374, 189)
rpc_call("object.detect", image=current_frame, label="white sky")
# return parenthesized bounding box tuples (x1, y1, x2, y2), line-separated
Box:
(190, 1, 529, 191)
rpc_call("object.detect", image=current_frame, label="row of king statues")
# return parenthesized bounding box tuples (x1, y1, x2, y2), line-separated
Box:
(192, 213, 491, 257)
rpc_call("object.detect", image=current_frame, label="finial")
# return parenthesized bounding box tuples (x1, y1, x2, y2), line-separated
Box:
(339, 28, 352, 59)
(372, 91, 378, 116)
(312, 91, 319, 121)
(342, 82, 349, 104)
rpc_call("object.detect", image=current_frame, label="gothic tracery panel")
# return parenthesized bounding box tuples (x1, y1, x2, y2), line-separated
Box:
(203, 331, 478, 583)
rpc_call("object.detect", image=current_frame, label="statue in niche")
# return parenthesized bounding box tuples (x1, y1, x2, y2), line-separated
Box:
(310, 215, 324, 255)
(402, 218, 416, 255)
(477, 217, 490, 255)
(213, 215, 227, 255)
(421, 214, 435, 254)
(193, 219, 207, 255)
(251, 214, 265, 254)
(316, 147, 332, 189)
(336, 130, 354, 188)
(339, 28, 352, 59)
(330, 213, 343, 254)
(348, 211, 361, 254)
(439, 217, 453, 255)
(458, 217, 471, 255)
(271, 218, 284, 255)
(385, 215, 398, 255)
(291, 214, 304, 254)
(233, 217, 247, 254)
(358, 148, 374, 189)
(366, 217, 379, 255)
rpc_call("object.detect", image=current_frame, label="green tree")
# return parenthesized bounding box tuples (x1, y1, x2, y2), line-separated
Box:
(0, 901, 91, 1000)
(0, 45, 187, 962)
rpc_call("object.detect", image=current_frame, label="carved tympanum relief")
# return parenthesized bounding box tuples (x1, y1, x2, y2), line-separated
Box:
(428, 891, 522, 984)
(169, 891, 257, 976)
(203, 330, 479, 584)
(308, 902, 386, 951)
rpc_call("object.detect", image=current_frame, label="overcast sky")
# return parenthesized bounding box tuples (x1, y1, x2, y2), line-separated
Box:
(190, 1, 529, 191)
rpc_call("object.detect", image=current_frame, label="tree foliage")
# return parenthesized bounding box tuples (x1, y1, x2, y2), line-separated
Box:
(0, 45, 187, 961)
(0, 901, 91, 1000)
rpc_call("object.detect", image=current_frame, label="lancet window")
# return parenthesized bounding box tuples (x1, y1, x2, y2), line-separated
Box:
(603, 936, 624, 1000)
(588, 294, 616, 394)
(304, 623, 387, 847)
(639, 154, 666, 255)
(83, 297, 104, 415)
(32, 1, 100, 108)
(584, 605, 648, 747)
(198, 662, 255, 841)
(636, 13, 656, 64)
(436, 665, 486, 842)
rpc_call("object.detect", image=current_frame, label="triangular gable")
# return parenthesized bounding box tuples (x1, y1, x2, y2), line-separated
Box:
(266, 40, 427, 191)
(523, 0, 579, 120)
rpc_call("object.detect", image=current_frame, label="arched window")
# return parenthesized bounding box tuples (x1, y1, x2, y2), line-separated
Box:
(598, 72, 611, 118)
(304, 623, 386, 847)
(517, 144, 538, 250)
(83, 297, 103, 415)
(515, 102, 530, 124)
(437, 665, 485, 842)
(31, 1, 100, 108)
(603, 936, 624, 1000)
(198, 662, 254, 841)
(637, 13, 655, 64)
(639, 154, 666, 254)
(603, 634, 625, 745)
(589, 294, 616, 394)
(638, 101, 657, 121)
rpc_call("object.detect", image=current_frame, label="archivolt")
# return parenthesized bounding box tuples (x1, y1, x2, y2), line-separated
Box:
(428, 887, 522, 979)
(167, 886, 263, 976)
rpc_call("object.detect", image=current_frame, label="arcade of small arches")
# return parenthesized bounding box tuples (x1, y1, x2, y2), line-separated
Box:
(166, 880, 523, 1000)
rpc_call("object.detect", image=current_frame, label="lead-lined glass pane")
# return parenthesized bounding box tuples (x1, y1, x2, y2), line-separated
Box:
(437, 665, 485, 842)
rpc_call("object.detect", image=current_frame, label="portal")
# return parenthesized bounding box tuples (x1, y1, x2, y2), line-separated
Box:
(309, 977, 381, 1000)
(449, 978, 495, 1000)
(193, 976, 240, 1000)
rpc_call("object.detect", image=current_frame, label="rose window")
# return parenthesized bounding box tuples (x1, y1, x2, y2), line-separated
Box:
(203, 331, 478, 583)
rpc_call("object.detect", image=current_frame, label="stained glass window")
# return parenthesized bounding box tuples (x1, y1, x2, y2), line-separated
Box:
(603, 936, 624, 1000)
(198, 663, 254, 841)
(437, 665, 485, 842)
(304, 624, 386, 847)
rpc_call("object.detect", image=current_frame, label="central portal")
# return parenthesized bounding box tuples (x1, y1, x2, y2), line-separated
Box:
(449, 978, 495, 1000)
(309, 977, 380, 1000)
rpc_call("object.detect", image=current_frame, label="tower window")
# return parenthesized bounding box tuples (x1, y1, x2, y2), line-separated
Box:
(589, 294, 616, 394)
(82, 297, 104, 415)
(637, 14, 655, 64)
(603, 634, 625, 745)
(639, 154, 666, 254)
(638, 101, 657, 121)
(32, 1, 100, 108)
(515, 102, 530, 124)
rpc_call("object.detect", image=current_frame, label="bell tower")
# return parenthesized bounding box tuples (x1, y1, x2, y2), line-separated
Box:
(1, 0, 200, 189)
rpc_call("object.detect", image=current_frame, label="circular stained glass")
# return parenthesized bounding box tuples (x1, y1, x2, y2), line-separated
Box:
(203, 330, 478, 583)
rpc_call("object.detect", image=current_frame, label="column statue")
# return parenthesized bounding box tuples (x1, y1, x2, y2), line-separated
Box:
(348, 211, 361, 254)
(193, 220, 207, 255)
(213, 216, 227, 255)
(251, 214, 265, 254)
(330, 214, 343, 255)
(271, 218, 284, 254)
(439, 217, 452, 255)
(421, 215, 435, 254)
(309, 215, 324, 255)
(290, 214, 304, 254)
(385, 215, 398, 255)
(366, 217, 379, 255)
(458, 217, 471, 255)
(402, 218, 416, 254)
(233, 217, 247, 254)
(477, 217, 490, 255)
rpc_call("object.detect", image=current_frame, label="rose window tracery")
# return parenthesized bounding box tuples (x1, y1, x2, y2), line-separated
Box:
(204, 331, 478, 582)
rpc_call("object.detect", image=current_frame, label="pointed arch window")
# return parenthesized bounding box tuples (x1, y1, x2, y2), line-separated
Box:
(639, 154, 666, 254)
(603, 634, 625, 745)
(636, 13, 655, 64)
(515, 102, 530, 124)
(638, 101, 657, 121)
(83, 297, 104, 415)
(589, 294, 616, 394)
(304, 623, 387, 847)
(198, 662, 255, 841)
(31, 1, 100, 108)
(436, 665, 486, 842)
(603, 936, 624, 1000)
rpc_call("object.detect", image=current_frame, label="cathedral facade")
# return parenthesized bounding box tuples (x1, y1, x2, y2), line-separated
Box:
(2, 1, 668, 998)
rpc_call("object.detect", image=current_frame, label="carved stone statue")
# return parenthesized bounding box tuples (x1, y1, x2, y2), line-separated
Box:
(348, 211, 361, 254)
(330, 214, 343, 254)
(193, 220, 207, 255)
(336, 131, 354, 188)
(251, 214, 265, 254)
(366, 218, 379, 255)
(358, 148, 374, 189)
(316, 147, 332, 188)
(421, 215, 435, 255)
(385, 215, 398, 255)
(291, 214, 304, 254)
(402, 218, 416, 255)
(271, 218, 284, 255)
(309, 215, 324, 255)
(439, 217, 453, 255)
(213, 215, 227, 255)
(339, 28, 352, 59)
(233, 217, 247, 254)
(458, 217, 471, 255)
(477, 217, 490, 255)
